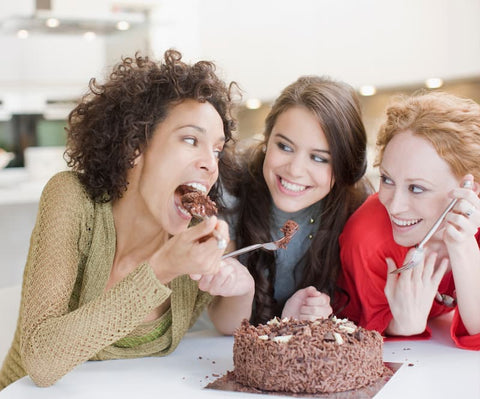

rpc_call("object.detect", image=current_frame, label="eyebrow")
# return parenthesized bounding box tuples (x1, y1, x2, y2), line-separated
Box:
(276, 133, 330, 154)
(379, 167, 433, 186)
(177, 124, 226, 143)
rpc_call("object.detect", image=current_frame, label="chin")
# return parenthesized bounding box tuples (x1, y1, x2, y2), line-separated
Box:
(392, 234, 417, 248)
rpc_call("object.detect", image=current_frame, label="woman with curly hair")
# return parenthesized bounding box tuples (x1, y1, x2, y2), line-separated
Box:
(221, 76, 372, 325)
(339, 91, 480, 349)
(0, 49, 254, 390)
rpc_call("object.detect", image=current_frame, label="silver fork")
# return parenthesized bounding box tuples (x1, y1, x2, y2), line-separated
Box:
(391, 180, 472, 274)
(221, 240, 281, 259)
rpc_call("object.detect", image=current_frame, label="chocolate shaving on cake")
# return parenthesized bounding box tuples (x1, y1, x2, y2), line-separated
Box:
(231, 316, 387, 394)
(277, 219, 299, 249)
(178, 185, 217, 218)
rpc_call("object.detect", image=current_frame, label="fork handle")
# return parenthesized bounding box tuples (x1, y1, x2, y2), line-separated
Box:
(417, 198, 458, 249)
(221, 243, 264, 259)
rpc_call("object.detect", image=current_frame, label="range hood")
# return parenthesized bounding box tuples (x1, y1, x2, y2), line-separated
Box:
(0, 0, 149, 35)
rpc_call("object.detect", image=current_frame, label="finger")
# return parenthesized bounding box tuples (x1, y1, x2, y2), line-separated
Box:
(422, 252, 438, 280)
(214, 219, 230, 241)
(304, 286, 322, 297)
(300, 304, 332, 319)
(385, 257, 409, 299)
(197, 274, 215, 291)
(190, 274, 202, 281)
(385, 258, 398, 288)
(304, 293, 330, 307)
(187, 216, 218, 241)
(432, 258, 449, 287)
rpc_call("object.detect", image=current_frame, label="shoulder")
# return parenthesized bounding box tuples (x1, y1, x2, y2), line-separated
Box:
(341, 193, 390, 241)
(39, 171, 93, 214)
(340, 193, 397, 260)
(43, 171, 85, 193)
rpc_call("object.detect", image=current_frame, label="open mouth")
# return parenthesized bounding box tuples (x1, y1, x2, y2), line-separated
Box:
(279, 177, 310, 193)
(391, 216, 422, 227)
(175, 183, 217, 219)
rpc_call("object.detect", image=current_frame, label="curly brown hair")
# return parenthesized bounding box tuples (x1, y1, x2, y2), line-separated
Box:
(65, 49, 238, 202)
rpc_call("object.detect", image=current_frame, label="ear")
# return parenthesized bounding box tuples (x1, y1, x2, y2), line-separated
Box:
(133, 150, 143, 167)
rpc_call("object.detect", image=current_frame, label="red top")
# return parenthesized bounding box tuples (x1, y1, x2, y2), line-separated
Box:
(338, 193, 480, 350)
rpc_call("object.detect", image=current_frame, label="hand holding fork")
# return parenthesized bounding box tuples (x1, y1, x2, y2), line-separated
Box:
(391, 179, 474, 275)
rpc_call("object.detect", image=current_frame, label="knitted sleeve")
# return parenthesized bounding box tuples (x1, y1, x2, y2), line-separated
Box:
(20, 172, 169, 387)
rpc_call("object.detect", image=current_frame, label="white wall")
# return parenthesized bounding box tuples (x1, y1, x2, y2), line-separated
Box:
(0, 35, 106, 113)
(197, 0, 480, 100)
(0, 0, 479, 110)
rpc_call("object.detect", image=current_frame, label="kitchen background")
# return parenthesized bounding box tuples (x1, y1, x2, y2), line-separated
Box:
(0, 0, 479, 295)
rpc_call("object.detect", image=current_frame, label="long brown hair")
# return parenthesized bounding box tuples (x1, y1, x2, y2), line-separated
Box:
(224, 76, 371, 324)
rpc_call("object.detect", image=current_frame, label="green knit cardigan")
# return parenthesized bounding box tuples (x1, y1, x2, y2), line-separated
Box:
(0, 171, 211, 390)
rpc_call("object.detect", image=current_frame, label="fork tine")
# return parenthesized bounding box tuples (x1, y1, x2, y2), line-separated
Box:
(389, 248, 424, 274)
(390, 261, 414, 274)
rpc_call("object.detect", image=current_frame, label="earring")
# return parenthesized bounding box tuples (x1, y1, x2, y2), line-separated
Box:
(262, 145, 266, 153)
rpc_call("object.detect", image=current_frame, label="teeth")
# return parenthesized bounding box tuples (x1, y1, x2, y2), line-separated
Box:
(186, 182, 207, 193)
(280, 178, 306, 192)
(178, 206, 191, 216)
(391, 216, 421, 227)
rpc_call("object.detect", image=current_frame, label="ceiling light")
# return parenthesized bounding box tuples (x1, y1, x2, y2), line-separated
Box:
(116, 21, 130, 31)
(17, 29, 29, 39)
(359, 85, 376, 96)
(83, 31, 96, 40)
(46, 18, 60, 28)
(425, 78, 443, 89)
(245, 98, 262, 110)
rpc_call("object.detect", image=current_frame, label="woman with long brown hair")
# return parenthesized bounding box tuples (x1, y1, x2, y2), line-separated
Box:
(222, 76, 371, 325)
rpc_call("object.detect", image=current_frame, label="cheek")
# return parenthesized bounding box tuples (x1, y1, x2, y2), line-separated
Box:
(313, 166, 334, 190)
(378, 188, 388, 207)
(262, 153, 274, 179)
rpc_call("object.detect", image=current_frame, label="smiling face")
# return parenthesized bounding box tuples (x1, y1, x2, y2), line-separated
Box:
(133, 99, 225, 235)
(262, 106, 334, 213)
(378, 130, 461, 247)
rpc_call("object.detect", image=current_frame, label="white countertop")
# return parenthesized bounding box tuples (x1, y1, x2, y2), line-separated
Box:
(0, 312, 478, 399)
(0, 168, 47, 205)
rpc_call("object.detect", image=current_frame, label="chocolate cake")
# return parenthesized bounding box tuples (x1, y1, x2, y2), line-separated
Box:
(277, 219, 299, 249)
(232, 317, 386, 394)
(178, 185, 217, 218)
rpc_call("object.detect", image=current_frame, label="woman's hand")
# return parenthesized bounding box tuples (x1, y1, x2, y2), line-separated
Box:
(191, 257, 254, 298)
(198, 258, 255, 335)
(150, 216, 228, 283)
(384, 250, 448, 336)
(443, 175, 480, 249)
(281, 286, 332, 321)
(443, 175, 480, 334)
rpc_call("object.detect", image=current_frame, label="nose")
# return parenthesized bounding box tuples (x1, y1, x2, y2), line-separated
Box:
(384, 188, 409, 215)
(196, 150, 218, 175)
(286, 153, 305, 177)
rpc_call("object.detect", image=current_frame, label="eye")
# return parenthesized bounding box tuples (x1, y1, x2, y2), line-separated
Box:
(380, 174, 394, 185)
(409, 184, 425, 194)
(213, 148, 223, 160)
(276, 141, 293, 153)
(311, 153, 328, 163)
(183, 137, 197, 146)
